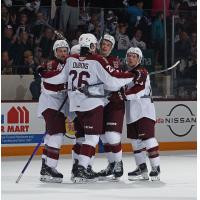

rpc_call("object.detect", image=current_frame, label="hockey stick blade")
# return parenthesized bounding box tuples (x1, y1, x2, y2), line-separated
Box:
(149, 60, 180, 76)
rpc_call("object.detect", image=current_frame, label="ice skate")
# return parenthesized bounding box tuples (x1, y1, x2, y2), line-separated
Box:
(112, 160, 124, 181)
(87, 165, 99, 178)
(149, 166, 160, 181)
(71, 159, 79, 182)
(128, 163, 149, 181)
(73, 165, 98, 184)
(40, 160, 63, 183)
(98, 162, 115, 181)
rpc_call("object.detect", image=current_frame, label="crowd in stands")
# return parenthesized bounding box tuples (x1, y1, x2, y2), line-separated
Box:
(1, 0, 197, 98)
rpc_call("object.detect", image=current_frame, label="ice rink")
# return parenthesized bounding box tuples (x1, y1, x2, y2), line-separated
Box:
(2, 151, 197, 200)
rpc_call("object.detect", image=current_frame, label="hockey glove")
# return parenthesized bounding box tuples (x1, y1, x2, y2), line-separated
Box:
(108, 88, 126, 103)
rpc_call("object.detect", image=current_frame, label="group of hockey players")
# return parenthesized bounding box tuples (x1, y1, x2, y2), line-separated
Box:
(37, 32, 161, 184)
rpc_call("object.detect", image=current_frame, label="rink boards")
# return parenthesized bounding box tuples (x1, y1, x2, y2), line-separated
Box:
(1, 101, 197, 156)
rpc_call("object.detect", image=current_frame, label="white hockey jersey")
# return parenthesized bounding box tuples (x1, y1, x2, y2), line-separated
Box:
(125, 67, 156, 124)
(66, 54, 134, 112)
(37, 60, 69, 118)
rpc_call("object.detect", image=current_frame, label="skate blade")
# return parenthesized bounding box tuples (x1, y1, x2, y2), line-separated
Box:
(40, 175, 63, 183)
(73, 177, 98, 184)
(98, 175, 120, 182)
(128, 173, 149, 181)
(150, 175, 160, 181)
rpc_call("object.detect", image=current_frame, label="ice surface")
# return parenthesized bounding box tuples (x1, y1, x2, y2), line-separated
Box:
(1, 151, 197, 200)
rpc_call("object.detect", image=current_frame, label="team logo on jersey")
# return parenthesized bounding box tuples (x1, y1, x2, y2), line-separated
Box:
(156, 104, 196, 137)
(113, 61, 119, 68)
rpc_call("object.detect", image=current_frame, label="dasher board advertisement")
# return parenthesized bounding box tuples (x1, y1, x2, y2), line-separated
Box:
(1, 101, 197, 147)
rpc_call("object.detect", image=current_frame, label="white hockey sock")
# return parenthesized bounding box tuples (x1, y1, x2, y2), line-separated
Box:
(112, 150, 122, 162)
(42, 134, 50, 161)
(105, 132, 122, 162)
(131, 139, 146, 166)
(88, 156, 95, 167)
(72, 150, 79, 163)
(78, 155, 91, 169)
(143, 138, 160, 167)
(149, 156, 160, 168)
(105, 152, 115, 163)
(46, 133, 63, 168)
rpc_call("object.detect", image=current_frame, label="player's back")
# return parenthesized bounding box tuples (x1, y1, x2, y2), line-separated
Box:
(67, 54, 107, 112)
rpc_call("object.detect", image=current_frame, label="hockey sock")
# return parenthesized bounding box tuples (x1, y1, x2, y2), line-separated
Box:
(143, 138, 160, 167)
(131, 139, 146, 166)
(104, 143, 114, 163)
(78, 135, 99, 169)
(46, 133, 63, 168)
(105, 132, 122, 162)
(41, 134, 50, 161)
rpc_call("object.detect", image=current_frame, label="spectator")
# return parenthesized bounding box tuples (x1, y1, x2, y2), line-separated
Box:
(15, 50, 34, 74)
(115, 22, 131, 50)
(59, 0, 84, 33)
(71, 28, 83, 46)
(151, 0, 170, 17)
(127, 0, 144, 27)
(1, 51, 13, 74)
(34, 47, 43, 66)
(31, 11, 46, 39)
(1, 3, 10, 29)
(15, 13, 30, 34)
(175, 31, 192, 60)
(28, 50, 41, 100)
(130, 29, 146, 50)
(39, 27, 54, 58)
(10, 30, 33, 66)
(88, 13, 99, 33)
(105, 10, 118, 35)
(2, 25, 14, 52)
(151, 12, 164, 65)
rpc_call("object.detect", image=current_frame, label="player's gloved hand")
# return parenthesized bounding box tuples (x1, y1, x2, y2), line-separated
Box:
(108, 88, 126, 103)
(36, 65, 46, 74)
(132, 69, 147, 85)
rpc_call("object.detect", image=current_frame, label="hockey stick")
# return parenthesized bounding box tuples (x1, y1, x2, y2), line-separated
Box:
(82, 61, 181, 98)
(149, 60, 180, 76)
(37, 20, 69, 43)
(15, 95, 68, 183)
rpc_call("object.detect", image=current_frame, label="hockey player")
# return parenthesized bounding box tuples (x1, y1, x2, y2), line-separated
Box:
(66, 33, 142, 183)
(70, 44, 80, 55)
(108, 47, 161, 181)
(37, 40, 70, 183)
(98, 34, 124, 180)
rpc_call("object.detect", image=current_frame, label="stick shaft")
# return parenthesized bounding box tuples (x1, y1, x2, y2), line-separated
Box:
(149, 60, 180, 76)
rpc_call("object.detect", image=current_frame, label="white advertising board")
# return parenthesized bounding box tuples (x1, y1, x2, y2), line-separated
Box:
(1, 101, 197, 147)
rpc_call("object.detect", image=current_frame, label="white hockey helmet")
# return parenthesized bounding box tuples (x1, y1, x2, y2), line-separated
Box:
(53, 40, 70, 57)
(100, 34, 115, 49)
(71, 44, 80, 54)
(126, 47, 143, 64)
(79, 33, 97, 51)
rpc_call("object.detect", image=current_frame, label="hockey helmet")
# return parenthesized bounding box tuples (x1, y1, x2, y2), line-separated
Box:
(126, 47, 143, 64)
(71, 44, 80, 54)
(79, 33, 97, 52)
(53, 40, 70, 57)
